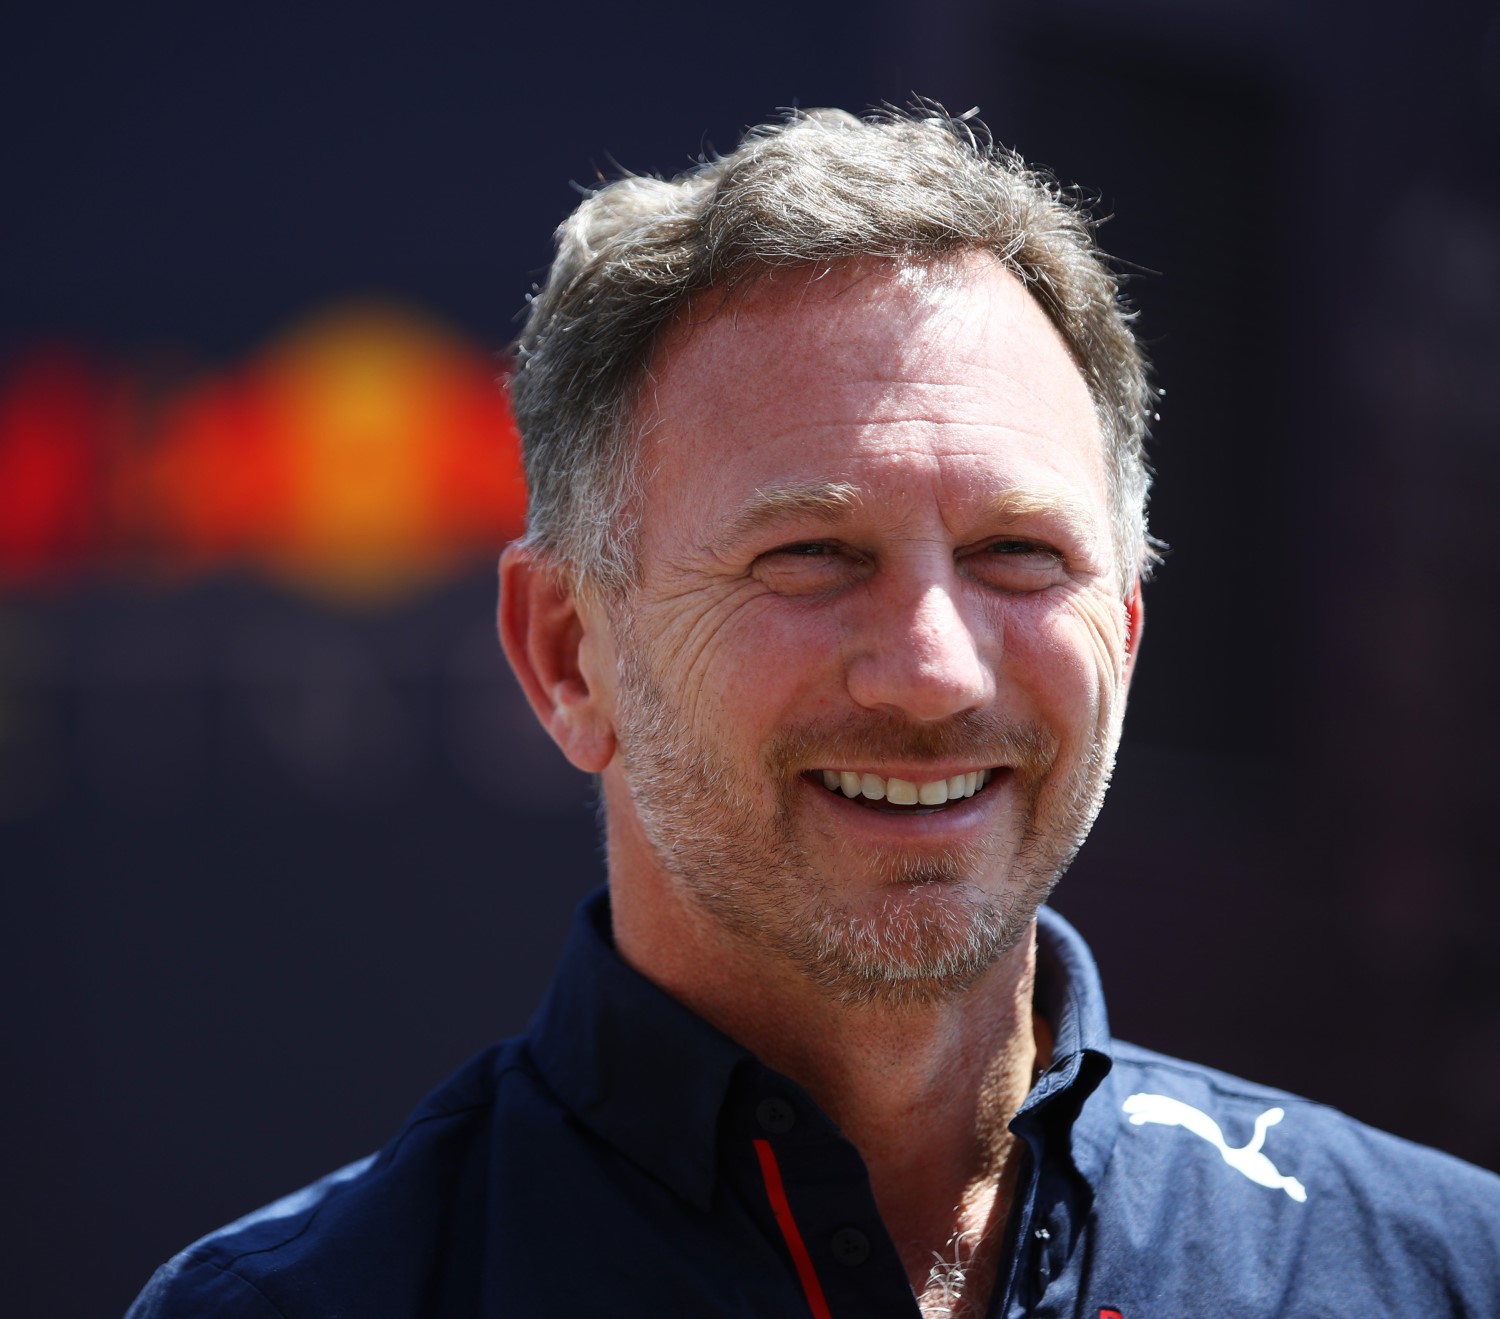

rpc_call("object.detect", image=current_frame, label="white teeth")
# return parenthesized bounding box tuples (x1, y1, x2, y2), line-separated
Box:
(886, 778, 919, 805)
(818, 767, 996, 806)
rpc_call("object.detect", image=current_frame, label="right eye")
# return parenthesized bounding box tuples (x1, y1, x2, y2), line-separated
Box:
(751, 542, 866, 595)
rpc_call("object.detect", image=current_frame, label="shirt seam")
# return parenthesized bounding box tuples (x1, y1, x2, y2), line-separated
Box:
(190, 1254, 292, 1318)
(1111, 1045, 1323, 1111)
(214, 1091, 504, 1270)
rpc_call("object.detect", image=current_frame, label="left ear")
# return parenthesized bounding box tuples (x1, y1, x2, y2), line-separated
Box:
(1121, 579, 1145, 694)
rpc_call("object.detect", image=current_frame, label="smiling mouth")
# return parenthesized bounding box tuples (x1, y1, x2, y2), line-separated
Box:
(812, 768, 997, 810)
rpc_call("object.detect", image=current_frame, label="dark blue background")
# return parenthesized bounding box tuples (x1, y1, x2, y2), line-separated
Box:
(4, 1, 1499, 1314)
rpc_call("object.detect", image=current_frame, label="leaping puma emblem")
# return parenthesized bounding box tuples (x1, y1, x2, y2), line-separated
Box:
(1123, 1092, 1308, 1202)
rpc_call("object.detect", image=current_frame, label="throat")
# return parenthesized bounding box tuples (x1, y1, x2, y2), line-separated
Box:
(908, 1176, 1013, 1319)
(880, 1116, 1031, 1318)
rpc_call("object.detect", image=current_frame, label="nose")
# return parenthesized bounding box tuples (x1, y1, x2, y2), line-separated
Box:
(844, 574, 995, 722)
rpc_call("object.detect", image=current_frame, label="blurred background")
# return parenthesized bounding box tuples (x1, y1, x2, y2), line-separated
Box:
(4, 0, 1498, 1313)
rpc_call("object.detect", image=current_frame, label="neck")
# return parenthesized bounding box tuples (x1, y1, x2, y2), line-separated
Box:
(611, 863, 1049, 1309)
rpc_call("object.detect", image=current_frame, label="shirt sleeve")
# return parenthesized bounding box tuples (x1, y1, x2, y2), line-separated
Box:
(125, 1252, 289, 1319)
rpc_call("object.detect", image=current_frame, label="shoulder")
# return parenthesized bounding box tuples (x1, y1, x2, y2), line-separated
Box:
(126, 1158, 378, 1319)
(127, 1040, 551, 1319)
(1110, 1039, 1500, 1199)
(1091, 1041, 1500, 1309)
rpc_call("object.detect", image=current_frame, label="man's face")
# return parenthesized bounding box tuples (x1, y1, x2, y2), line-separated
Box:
(594, 255, 1138, 1005)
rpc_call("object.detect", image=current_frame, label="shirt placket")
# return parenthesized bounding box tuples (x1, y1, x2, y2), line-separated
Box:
(731, 1074, 922, 1319)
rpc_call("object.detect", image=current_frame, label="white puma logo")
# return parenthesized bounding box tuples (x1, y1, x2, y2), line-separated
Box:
(1123, 1092, 1308, 1202)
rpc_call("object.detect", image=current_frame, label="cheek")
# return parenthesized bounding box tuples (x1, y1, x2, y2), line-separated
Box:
(1004, 595, 1128, 727)
(638, 591, 837, 734)
(721, 606, 849, 724)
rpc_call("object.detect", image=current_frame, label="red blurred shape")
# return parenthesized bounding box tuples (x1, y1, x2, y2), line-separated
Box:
(144, 367, 294, 567)
(428, 365, 527, 547)
(0, 351, 116, 584)
(2, 304, 529, 600)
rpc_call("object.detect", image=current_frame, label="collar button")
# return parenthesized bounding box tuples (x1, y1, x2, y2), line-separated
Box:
(756, 1097, 796, 1134)
(830, 1227, 871, 1266)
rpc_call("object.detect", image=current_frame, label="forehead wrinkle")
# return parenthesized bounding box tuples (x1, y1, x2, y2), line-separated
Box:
(710, 480, 863, 555)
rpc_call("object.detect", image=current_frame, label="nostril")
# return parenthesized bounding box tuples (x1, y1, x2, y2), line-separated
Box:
(845, 650, 994, 721)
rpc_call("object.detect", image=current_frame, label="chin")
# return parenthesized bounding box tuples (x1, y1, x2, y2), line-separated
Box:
(782, 863, 1050, 1009)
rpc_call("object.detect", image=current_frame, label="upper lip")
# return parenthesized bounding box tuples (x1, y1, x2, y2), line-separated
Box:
(806, 763, 1001, 779)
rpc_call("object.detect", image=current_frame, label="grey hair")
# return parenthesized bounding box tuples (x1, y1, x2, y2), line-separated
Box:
(510, 104, 1157, 593)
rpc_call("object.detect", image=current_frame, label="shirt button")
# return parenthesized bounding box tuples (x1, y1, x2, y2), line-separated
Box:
(830, 1228, 871, 1266)
(756, 1098, 796, 1134)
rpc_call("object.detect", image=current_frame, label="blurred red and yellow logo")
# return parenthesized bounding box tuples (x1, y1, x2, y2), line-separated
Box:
(0, 304, 526, 602)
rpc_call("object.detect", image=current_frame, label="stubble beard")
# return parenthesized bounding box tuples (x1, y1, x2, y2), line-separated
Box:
(611, 643, 1119, 1009)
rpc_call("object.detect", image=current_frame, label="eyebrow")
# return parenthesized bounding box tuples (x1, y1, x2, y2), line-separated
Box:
(712, 481, 864, 553)
(983, 488, 1101, 548)
(711, 480, 1103, 557)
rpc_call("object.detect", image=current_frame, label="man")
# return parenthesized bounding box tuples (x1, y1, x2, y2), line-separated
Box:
(130, 106, 1500, 1318)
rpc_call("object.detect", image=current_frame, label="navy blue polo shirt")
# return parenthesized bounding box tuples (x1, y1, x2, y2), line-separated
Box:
(129, 891, 1500, 1317)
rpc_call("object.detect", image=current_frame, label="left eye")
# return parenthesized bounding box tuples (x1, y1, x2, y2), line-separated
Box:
(968, 540, 1067, 589)
(777, 542, 836, 557)
(985, 539, 1059, 562)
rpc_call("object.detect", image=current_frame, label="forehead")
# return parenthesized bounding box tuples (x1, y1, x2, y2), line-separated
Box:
(634, 254, 1108, 537)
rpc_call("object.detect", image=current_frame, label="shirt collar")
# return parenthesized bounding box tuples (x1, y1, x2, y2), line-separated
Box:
(1021, 904, 1119, 1189)
(525, 890, 1120, 1207)
(525, 889, 747, 1211)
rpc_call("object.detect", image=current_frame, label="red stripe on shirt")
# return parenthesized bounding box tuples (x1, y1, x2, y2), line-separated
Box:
(753, 1138, 833, 1319)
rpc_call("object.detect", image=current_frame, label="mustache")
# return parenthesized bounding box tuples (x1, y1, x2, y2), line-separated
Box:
(768, 710, 1057, 775)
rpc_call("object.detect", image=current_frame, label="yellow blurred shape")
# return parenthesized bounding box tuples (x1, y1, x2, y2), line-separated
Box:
(259, 305, 509, 603)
